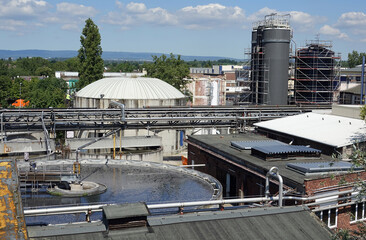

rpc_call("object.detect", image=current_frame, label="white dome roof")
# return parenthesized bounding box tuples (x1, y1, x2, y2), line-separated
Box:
(76, 77, 185, 100)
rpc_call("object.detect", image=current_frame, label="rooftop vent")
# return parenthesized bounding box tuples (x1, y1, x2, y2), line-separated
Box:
(286, 161, 363, 175)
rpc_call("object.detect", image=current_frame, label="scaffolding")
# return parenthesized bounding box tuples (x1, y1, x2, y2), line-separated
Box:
(249, 45, 270, 105)
(292, 40, 341, 105)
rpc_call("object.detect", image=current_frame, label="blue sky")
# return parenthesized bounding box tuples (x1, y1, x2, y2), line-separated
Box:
(0, 0, 365, 59)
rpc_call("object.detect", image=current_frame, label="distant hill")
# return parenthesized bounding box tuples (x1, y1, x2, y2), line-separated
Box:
(0, 49, 240, 62)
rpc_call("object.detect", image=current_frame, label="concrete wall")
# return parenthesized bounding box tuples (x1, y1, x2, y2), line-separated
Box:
(332, 105, 362, 119)
(74, 97, 186, 109)
(0, 140, 55, 155)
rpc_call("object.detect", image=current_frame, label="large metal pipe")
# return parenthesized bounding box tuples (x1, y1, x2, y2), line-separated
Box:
(265, 167, 283, 207)
(110, 101, 125, 121)
(23, 188, 359, 217)
(361, 56, 365, 104)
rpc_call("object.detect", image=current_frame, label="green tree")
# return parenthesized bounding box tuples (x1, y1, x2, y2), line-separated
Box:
(143, 53, 189, 90)
(35, 66, 53, 77)
(348, 51, 366, 68)
(0, 76, 12, 107)
(77, 18, 104, 89)
(26, 77, 67, 108)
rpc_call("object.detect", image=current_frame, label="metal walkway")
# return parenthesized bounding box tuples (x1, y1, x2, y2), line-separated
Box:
(0, 105, 328, 132)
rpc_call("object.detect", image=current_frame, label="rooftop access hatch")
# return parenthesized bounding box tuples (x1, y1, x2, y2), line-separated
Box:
(287, 161, 363, 175)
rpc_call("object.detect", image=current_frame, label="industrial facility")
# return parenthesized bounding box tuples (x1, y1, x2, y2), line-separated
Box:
(2, 10, 366, 240)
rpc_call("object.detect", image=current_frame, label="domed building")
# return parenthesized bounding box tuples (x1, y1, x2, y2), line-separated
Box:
(74, 77, 186, 108)
(68, 77, 188, 161)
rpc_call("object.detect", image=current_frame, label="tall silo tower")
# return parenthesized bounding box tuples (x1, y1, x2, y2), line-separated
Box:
(250, 14, 292, 105)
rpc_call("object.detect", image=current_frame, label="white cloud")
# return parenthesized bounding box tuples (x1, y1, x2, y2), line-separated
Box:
(178, 4, 245, 29)
(103, 2, 177, 27)
(320, 25, 349, 39)
(337, 12, 366, 27)
(247, 8, 326, 32)
(0, 19, 26, 31)
(247, 7, 276, 22)
(335, 12, 366, 36)
(104, 2, 246, 30)
(0, 0, 49, 32)
(126, 2, 147, 13)
(0, 0, 48, 19)
(289, 11, 326, 32)
(43, 2, 98, 31)
(56, 2, 97, 17)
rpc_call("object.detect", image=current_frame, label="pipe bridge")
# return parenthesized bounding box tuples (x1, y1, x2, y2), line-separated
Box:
(0, 105, 328, 132)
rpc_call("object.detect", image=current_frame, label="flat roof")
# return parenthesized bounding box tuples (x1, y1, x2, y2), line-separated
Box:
(254, 112, 366, 148)
(187, 133, 339, 189)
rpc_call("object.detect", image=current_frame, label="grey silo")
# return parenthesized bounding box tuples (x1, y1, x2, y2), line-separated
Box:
(250, 14, 291, 105)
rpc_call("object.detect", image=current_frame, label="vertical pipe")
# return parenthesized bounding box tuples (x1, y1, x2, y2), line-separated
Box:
(361, 56, 365, 104)
(113, 134, 116, 159)
(119, 129, 122, 155)
(1, 113, 3, 143)
(265, 167, 283, 207)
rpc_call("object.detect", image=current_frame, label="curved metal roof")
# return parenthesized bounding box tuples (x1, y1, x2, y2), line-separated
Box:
(76, 77, 185, 100)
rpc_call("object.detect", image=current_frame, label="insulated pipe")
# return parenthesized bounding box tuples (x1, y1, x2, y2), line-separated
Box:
(110, 101, 125, 122)
(23, 188, 359, 217)
(265, 167, 283, 207)
(24, 197, 278, 216)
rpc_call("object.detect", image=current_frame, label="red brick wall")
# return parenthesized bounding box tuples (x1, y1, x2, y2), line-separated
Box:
(188, 143, 277, 198)
(225, 72, 236, 81)
(305, 172, 366, 230)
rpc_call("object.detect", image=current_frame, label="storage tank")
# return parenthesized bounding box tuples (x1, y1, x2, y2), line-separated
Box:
(250, 14, 291, 105)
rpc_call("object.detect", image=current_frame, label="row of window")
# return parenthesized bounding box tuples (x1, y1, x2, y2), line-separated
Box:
(315, 208, 337, 228)
(314, 202, 366, 228)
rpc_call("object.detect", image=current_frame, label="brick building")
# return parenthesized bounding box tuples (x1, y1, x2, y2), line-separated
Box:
(187, 133, 366, 231)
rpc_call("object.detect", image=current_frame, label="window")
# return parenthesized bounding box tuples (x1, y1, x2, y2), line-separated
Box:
(350, 202, 365, 223)
(315, 208, 337, 228)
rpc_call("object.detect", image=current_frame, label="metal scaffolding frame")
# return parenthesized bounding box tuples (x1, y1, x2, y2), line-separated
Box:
(292, 40, 341, 105)
(247, 45, 270, 105)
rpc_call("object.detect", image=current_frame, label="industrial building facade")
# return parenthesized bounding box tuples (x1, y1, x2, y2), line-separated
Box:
(187, 134, 366, 231)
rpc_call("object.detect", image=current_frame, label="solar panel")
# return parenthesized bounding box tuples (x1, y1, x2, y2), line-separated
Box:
(231, 140, 287, 150)
(287, 161, 364, 175)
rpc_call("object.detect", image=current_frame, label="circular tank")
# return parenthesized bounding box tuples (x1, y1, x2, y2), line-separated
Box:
(20, 159, 222, 224)
(262, 28, 291, 105)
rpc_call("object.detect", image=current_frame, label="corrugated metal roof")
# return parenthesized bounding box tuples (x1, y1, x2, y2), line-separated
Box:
(254, 112, 366, 148)
(231, 140, 287, 150)
(28, 206, 332, 240)
(287, 161, 364, 175)
(253, 145, 321, 155)
(76, 77, 186, 100)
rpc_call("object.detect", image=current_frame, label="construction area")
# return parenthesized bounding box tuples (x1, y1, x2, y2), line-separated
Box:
(292, 40, 341, 105)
